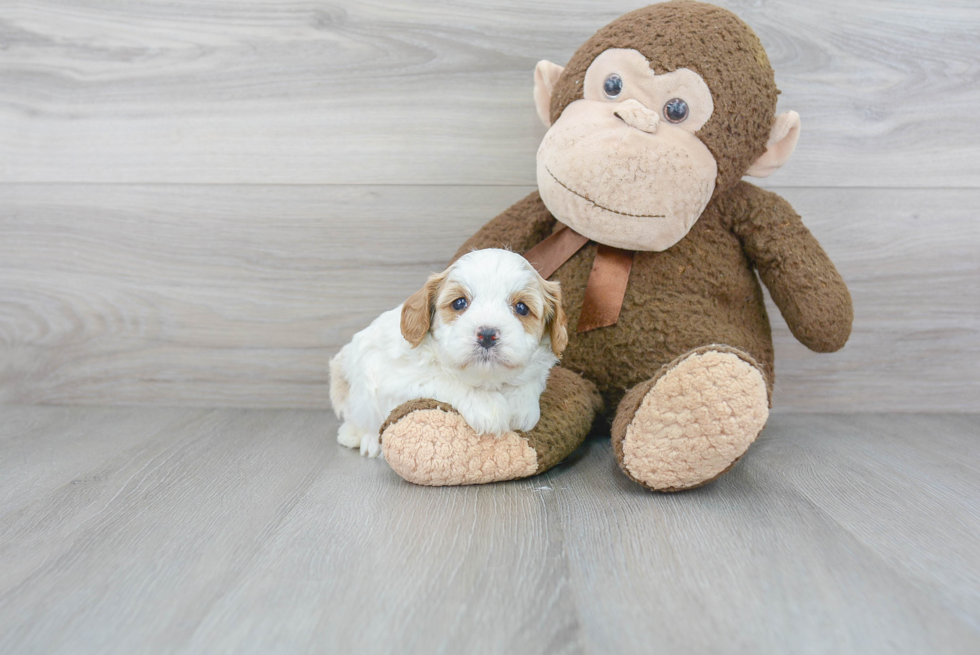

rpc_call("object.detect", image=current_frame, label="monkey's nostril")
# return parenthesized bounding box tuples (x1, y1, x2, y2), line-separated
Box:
(613, 111, 626, 124)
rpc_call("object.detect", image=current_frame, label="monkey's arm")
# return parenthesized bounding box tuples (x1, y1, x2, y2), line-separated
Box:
(452, 191, 557, 261)
(729, 182, 853, 353)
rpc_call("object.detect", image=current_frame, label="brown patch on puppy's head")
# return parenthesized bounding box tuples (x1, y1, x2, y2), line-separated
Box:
(400, 270, 448, 347)
(434, 281, 470, 328)
(510, 272, 567, 358)
(542, 278, 568, 357)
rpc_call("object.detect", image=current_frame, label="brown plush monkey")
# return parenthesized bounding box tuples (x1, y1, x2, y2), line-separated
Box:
(379, 1, 853, 491)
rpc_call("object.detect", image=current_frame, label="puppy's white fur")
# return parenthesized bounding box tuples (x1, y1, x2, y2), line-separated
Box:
(329, 249, 567, 457)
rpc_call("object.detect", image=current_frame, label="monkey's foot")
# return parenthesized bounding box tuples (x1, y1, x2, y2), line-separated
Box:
(611, 346, 769, 492)
(380, 368, 601, 486)
(380, 400, 537, 486)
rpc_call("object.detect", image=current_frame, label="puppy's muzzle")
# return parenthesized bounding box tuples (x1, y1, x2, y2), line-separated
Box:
(477, 327, 500, 350)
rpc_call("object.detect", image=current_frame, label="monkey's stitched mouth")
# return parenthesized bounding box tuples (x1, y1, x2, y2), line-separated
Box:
(545, 166, 666, 219)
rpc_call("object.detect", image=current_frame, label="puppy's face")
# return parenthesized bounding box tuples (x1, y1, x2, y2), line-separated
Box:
(400, 249, 567, 371)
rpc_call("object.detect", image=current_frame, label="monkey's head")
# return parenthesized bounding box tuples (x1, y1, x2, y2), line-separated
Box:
(533, 1, 800, 251)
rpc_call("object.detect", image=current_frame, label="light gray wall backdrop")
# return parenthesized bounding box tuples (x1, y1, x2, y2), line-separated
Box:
(1, 0, 977, 412)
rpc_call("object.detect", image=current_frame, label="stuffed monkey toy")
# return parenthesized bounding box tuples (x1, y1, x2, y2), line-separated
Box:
(379, 1, 853, 491)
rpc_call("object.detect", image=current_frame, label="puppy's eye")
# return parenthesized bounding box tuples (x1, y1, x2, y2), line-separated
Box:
(451, 297, 468, 311)
(514, 302, 529, 316)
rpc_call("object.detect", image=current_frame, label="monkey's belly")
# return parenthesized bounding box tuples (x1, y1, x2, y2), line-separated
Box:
(553, 243, 775, 411)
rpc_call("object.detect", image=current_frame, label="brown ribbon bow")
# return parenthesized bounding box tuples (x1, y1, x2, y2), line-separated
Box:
(523, 226, 635, 333)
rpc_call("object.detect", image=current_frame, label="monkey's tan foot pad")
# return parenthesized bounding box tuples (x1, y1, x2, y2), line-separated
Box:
(380, 399, 537, 486)
(611, 347, 769, 492)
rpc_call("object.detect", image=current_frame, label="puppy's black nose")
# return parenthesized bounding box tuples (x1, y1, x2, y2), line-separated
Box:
(477, 327, 499, 349)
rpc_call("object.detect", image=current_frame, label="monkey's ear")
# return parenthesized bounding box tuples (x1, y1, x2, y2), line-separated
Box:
(400, 272, 444, 348)
(746, 111, 801, 178)
(534, 60, 565, 128)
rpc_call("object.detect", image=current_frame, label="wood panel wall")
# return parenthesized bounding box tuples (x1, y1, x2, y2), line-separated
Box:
(1, 0, 978, 412)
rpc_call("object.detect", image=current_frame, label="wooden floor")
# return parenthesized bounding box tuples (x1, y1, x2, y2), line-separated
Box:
(1, 407, 977, 654)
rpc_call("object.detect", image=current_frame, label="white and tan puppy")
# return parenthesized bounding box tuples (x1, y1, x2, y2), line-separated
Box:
(329, 248, 567, 457)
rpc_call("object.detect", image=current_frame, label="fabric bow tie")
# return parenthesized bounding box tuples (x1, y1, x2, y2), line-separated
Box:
(523, 226, 635, 333)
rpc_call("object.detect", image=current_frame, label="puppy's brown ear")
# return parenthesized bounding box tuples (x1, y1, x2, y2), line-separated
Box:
(542, 278, 568, 357)
(400, 272, 444, 348)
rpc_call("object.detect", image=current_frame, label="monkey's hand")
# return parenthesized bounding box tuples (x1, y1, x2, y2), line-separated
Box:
(730, 182, 853, 353)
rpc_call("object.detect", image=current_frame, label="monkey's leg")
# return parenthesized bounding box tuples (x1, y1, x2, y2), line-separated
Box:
(380, 367, 602, 486)
(611, 346, 770, 492)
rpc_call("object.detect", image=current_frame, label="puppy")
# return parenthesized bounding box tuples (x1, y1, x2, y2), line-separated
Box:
(329, 248, 567, 457)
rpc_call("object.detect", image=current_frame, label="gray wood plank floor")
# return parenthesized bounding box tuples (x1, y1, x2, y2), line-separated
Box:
(1, 407, 977, 654)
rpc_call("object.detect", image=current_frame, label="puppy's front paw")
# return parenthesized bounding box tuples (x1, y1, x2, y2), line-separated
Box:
(338, 422, 381, 458)
(337, 421, 362, 449)
(360, 431, 382, 458)
(509, 402, 541, 433)
(461, 414, 501, 437)
(455, 399, 509, 436)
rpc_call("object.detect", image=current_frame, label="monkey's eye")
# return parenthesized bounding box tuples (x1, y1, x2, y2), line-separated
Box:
(663, 98, 689, 123)
(514, 301, 529, 316)
(603, 74, 623, 99)
(451, 297, 468, 311)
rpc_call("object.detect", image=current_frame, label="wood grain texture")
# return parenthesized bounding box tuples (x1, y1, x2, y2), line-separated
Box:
(1, 1, 977, 411)
(0, 405, 207, 517)
(1, 0, 978, 187)
(0, 407, 978, 653)
(549, 413, 980, 653)
(1, 184, 977, 411)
